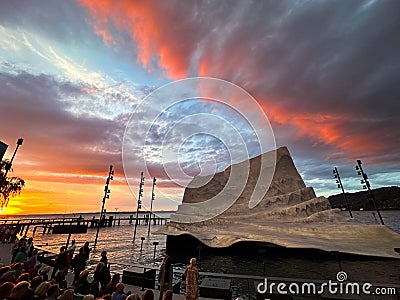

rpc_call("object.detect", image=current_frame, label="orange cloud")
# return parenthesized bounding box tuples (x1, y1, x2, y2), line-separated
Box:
(79, 0, 189, 79)
(264, 102, 382, 158)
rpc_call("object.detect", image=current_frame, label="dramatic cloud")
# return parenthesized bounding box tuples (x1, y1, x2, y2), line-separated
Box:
(1, 0, 399, 214)
(79, 0, 400, 163)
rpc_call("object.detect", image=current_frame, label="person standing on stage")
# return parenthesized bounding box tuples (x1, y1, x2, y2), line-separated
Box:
(183, 258, 199, 300)
(157, 255, 173, 300)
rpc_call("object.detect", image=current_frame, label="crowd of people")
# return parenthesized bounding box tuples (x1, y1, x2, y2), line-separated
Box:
(0, 237, 200, 300)
(0, 225, 20, 244)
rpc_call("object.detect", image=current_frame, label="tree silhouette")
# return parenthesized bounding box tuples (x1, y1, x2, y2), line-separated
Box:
(0, 160, 25, 210)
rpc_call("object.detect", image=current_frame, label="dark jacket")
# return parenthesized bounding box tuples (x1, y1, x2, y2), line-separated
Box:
(71, 253, 86, 274)
(75, 276, 91, 295)
(55, 251, 67, 269)
(94, 266, 111, 290)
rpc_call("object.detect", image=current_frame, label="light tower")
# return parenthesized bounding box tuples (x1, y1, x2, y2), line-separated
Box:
(147, 177, 156, 236)
(94, 165, 114, 247)
(355, 160, 384, 225)
(333, 167, 353, 218)
(133, 171, 144, 243)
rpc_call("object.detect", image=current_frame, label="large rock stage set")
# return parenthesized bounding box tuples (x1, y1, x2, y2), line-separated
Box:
(157, 147, 400, 258)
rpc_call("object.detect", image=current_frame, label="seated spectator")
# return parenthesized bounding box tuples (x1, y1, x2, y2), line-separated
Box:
(75, 269, 90, 295)
(142, 289, 154, 300)
(16, 272, 30, 283)
(0, 266, 11, 277)
(0, 282, 15, 299)
(164, 290, 173, 300)
(26, 263, 42, 278)
(34, 281, 51, 300)
(82, 295, 95, 300)
(24, 249, 38, 271)
(14, 246, 28, 263)
(90, 281, 102, 298)
(8, 281, 30, 300)
(104, 273, 120, 294)
(39, 266, 51, 282)
(0, 263, 24, 284)
(57, 288, 74, 300)
(46, 284, 59, 300)
(54, 269, 67, 289)
(112, 283, 127, 300)
(126, 294, 141, 300)
(24, 275, 43, 300)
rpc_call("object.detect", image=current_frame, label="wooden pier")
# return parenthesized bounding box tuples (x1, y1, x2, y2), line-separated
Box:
(0, 214, 169, 237)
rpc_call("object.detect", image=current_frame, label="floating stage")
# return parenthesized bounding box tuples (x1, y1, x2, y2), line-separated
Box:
(157, 147, 400, 259)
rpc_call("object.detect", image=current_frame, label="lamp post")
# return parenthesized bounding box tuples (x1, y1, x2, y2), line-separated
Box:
(0, 138, 23, 188)
(153, 241, 159, 261)
(140, 237, 145, 252)
(333, 167, 353, 218)
(94, 165, 114, 248)
(147, 177, 156, 236)
(133, 171, 144, 243)
(355, 160, 384, 225)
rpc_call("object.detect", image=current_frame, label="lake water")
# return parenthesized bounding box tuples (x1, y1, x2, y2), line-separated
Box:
(4, 210, 400, 298)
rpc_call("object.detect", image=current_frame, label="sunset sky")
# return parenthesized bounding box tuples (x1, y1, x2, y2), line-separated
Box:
(1, 0, 399, 215)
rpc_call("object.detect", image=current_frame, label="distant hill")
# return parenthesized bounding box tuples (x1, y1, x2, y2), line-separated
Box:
(328, 186, 400, 210)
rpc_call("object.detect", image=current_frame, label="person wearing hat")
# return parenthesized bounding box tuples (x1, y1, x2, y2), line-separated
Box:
(57, 288, 74, 300)
(75, 269, 90, 295)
